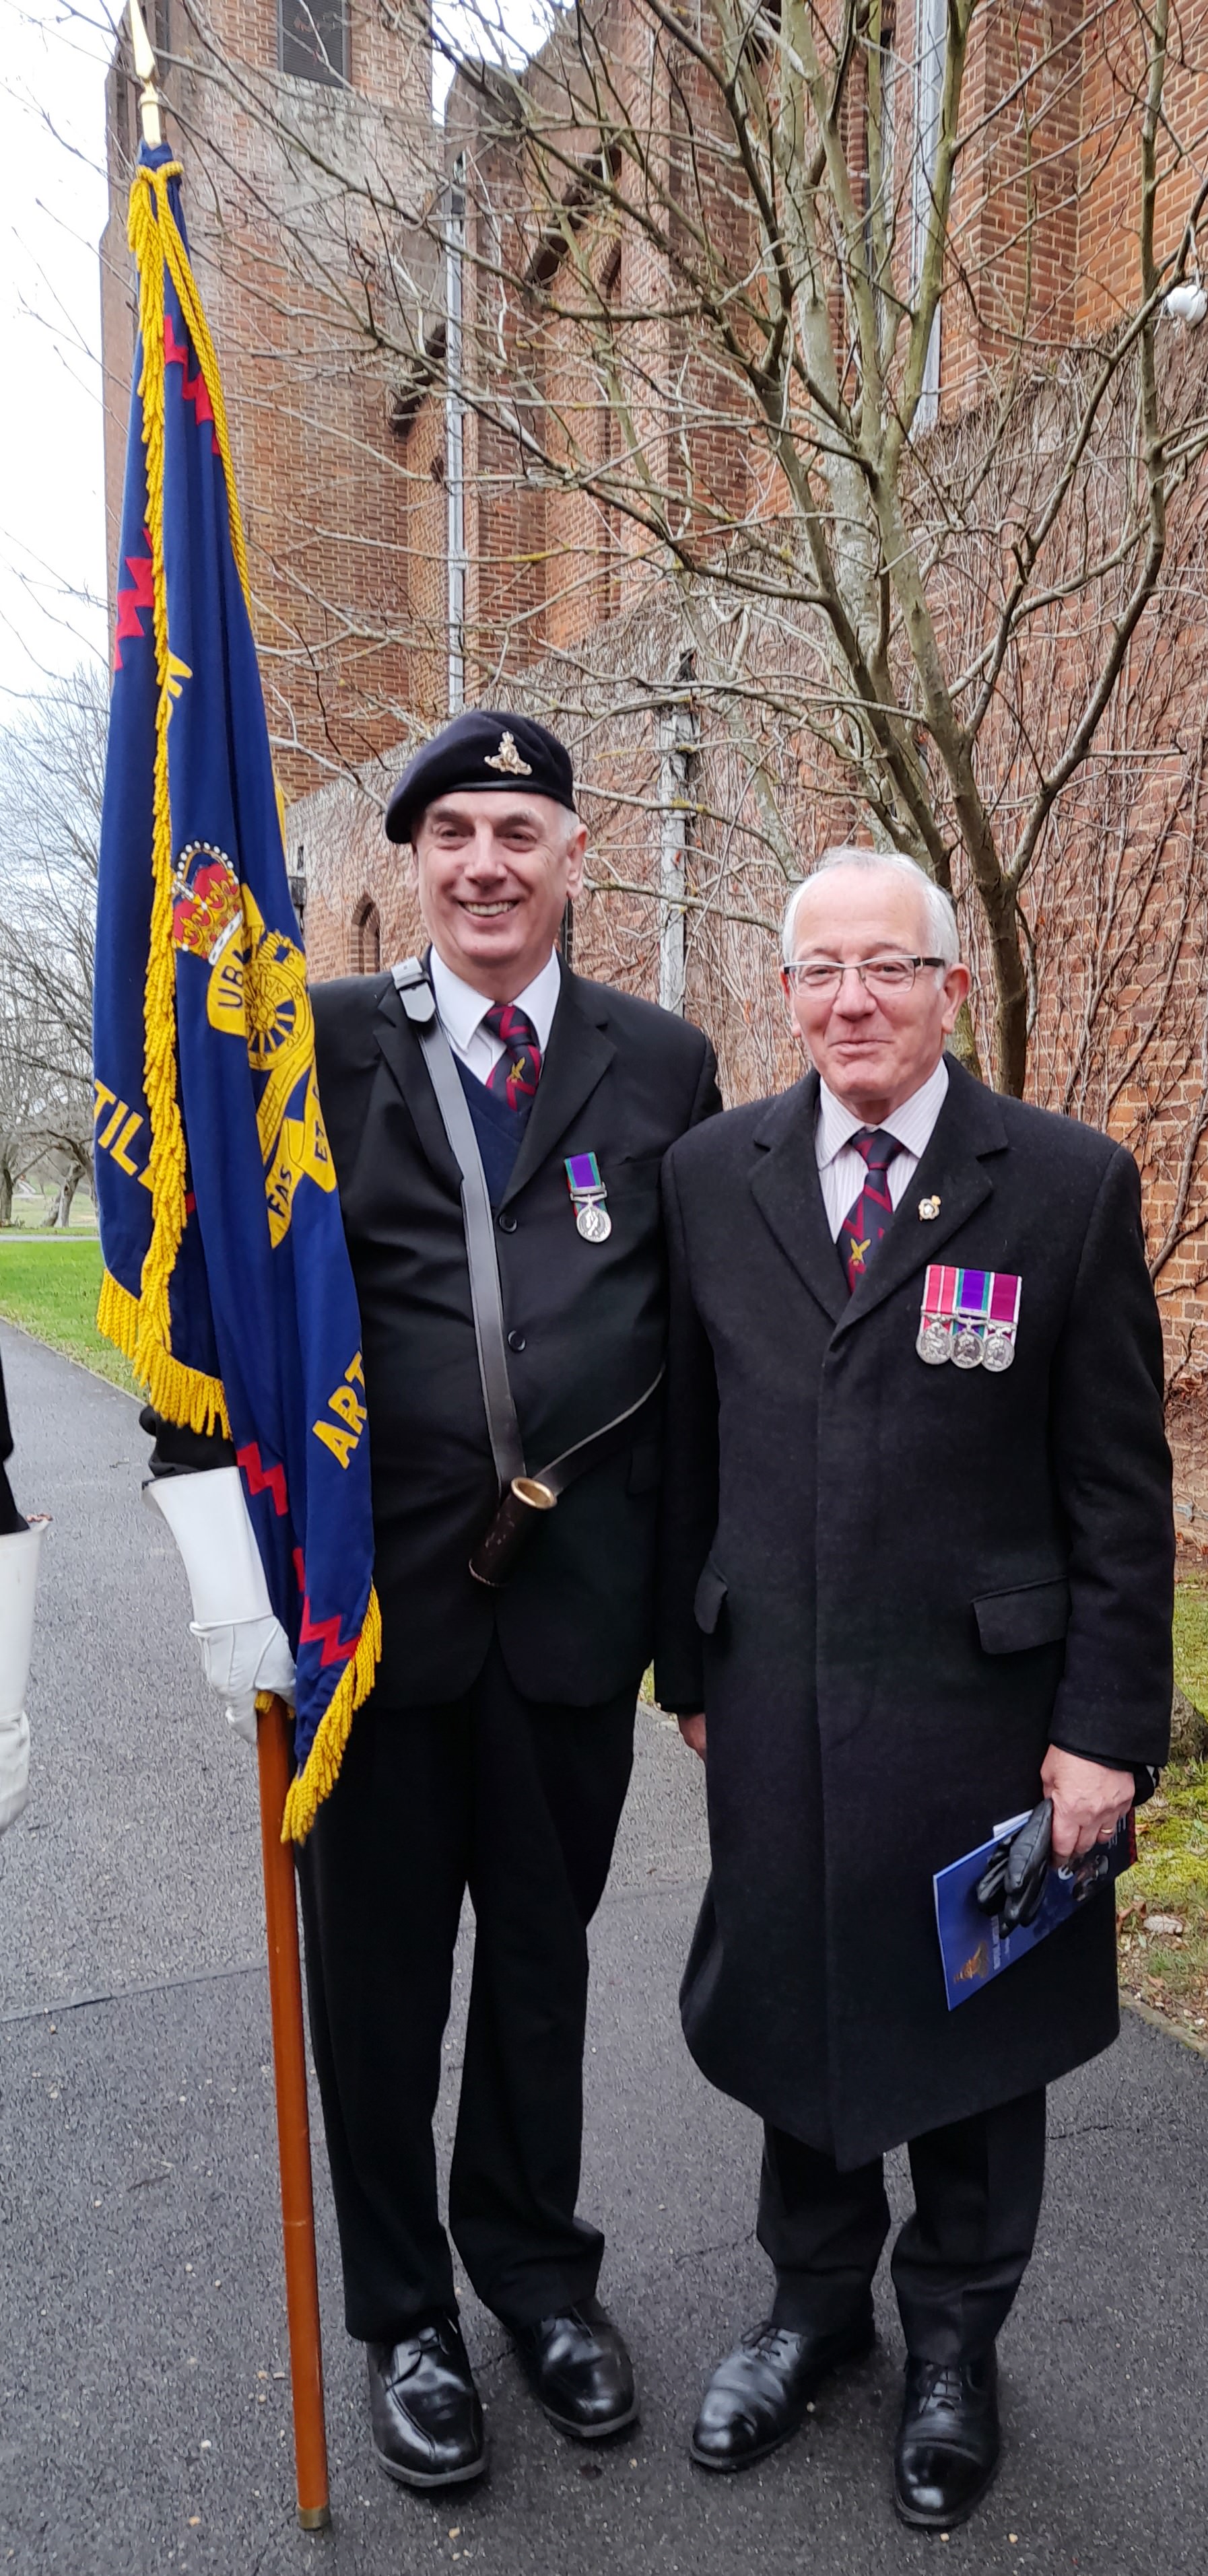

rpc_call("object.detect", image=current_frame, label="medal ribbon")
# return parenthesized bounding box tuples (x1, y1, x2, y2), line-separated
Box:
(922, 1265, 1020, 1325)
(566, 1152, 604, 1201)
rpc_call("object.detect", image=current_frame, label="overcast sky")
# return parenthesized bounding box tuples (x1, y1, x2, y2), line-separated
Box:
(0, 0, 113, 707)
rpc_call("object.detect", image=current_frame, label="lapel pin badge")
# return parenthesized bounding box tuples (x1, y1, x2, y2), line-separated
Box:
(918, 1195, 941, 1220)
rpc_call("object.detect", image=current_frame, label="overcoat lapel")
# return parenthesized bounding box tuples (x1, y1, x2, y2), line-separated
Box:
(834, 1057, 1009, 1335)
(749, 1073, 846, 1326)
(748, 1057, 1010, 1333)
(372, 975, 462, 1195)
(500, 967, 615, 1208)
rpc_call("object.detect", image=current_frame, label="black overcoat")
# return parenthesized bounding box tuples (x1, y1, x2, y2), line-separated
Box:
(655, 1059, 1174, 2168)
(0, 1347, 23, 1534)
(309, 960, 720, 1706)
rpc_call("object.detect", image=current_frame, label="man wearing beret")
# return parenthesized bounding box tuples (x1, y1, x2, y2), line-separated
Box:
(146, 709, 720, 2490)
(656, 848, 1172, 2530)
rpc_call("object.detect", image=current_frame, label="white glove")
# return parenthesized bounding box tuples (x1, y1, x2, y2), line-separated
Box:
(0, 1516, 48, 1834)
(144, 1467, 296, 1745)
(191, 1614, 298, 1744)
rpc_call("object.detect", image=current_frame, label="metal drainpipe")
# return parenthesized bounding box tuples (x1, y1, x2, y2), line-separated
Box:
(657, 701, 696, 1016)
(446, 157, 467, 714)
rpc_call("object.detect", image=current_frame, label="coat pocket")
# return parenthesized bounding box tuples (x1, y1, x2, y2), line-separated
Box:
(973, 1576, 1071, 1655)
(694, 1556, 729, 1635)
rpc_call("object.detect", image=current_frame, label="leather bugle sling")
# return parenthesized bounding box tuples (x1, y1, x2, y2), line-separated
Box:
(393, 960, 663, 1586)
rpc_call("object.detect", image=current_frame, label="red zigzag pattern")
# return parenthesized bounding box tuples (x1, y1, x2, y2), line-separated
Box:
(164, 311, 219, 450)
(114, 530, 154, 672)
(292, 1545, 358, 1669)
(237, 1442, 289, 1519)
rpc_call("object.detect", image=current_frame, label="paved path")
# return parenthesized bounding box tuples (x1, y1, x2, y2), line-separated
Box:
(1, 1322, 1206, 2575)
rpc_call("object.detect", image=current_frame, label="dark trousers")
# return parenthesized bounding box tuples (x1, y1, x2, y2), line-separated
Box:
(296, 1638, 636, 2343)
(759, 2089, 1047, 2363)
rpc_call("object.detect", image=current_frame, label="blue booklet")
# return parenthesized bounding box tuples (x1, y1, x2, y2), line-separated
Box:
(934, 1809, 1137, 2010)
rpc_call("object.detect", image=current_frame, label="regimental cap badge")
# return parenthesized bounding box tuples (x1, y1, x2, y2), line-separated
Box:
(171, 842, 242, 964)
(483, 729, 534, 777)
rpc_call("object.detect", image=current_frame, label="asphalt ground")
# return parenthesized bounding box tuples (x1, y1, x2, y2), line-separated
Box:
(1, 1319, 1206, 2575)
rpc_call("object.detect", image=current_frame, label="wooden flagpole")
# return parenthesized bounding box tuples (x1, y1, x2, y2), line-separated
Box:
(257, 1695, 331, 2530)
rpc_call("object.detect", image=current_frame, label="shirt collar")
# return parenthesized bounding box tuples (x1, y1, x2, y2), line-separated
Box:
(815, 1055, 950, 1168)
(428, 945, 563, 1052)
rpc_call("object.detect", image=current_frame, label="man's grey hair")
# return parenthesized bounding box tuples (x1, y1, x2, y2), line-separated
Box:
(781, 847, 961, 969)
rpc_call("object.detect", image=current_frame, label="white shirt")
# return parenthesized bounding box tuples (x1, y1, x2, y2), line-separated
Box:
(815, 1057, 949, 1240)
(428, 946, 563, 1084)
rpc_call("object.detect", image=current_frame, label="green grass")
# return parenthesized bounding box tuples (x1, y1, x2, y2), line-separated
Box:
(1173, 1580, 1208, 1715)
(0, 1239, 137, 1395)
(1120, 1762, 1208, 2038)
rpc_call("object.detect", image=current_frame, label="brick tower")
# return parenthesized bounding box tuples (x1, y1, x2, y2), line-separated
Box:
(101, 0, 437, 800)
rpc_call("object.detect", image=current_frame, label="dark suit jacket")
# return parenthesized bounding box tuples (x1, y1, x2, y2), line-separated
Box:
(308, 961, 720, 1706)
(655, 1057, 1174, 2166)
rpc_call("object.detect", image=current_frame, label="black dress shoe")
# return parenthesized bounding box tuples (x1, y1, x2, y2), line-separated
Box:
(894, 2351, 1000, 2530)
(367, 2313, 487, 2489)
(512, 2296, 638, 2439)
(690, 2305, 875, 2471)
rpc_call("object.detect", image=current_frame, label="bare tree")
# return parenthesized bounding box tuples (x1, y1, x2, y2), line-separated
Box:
(0, 960, 41, 1229)
(98, 0, 1208, 1106)
(0, 662, 106, 1225)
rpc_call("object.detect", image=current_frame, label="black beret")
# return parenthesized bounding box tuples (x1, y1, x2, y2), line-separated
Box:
(385, 709, 576, 845)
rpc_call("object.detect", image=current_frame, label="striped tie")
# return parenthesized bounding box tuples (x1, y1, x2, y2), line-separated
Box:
(839, 1127, 903, 1292)
(483, 1002, 542, 1119)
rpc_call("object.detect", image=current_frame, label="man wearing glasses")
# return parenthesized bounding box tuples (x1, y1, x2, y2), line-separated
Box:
(655, 847, 1172, 2530)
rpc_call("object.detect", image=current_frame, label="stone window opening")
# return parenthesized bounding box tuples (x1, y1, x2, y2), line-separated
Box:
(279, 0, 348, 87)
(353, 895, 381, 975)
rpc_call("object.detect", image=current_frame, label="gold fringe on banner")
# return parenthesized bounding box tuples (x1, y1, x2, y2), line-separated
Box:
(275, 1586, 383, 1845)
(98, 1268, 230, 1435)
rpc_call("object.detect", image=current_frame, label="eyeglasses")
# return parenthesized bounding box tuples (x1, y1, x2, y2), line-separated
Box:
(783, 955, 947, 996)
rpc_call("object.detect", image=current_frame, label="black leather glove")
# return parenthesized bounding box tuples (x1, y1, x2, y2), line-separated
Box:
(974, 1797, 1053, 1934)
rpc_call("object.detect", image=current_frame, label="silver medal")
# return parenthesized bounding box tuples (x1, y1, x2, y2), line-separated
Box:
(982, 1329, 1015, 1373)
(576, 1201, 612, 1243)
(917, 1319, 952, 1366)
(951, 1326, 984, 1370)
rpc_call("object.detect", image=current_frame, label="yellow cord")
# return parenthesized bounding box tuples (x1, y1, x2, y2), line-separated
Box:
(117, 166, 194, 1426)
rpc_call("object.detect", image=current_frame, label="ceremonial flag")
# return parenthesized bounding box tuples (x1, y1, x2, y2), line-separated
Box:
(94, 142, 380, 1840)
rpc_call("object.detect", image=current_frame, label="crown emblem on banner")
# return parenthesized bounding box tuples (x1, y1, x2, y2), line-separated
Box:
(171, 843, 242, 963)
(483, 729, 533, 775)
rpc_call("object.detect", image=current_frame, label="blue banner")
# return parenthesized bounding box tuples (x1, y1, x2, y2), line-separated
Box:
(94, 145, 380, 1838)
